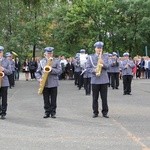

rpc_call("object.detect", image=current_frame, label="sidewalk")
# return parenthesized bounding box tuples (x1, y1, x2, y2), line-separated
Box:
(0, 76, 150, 150)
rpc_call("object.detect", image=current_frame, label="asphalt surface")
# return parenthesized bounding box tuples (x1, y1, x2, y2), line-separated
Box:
(0, 73, 150, 150)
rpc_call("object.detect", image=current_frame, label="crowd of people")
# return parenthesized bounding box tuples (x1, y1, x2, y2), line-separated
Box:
(0, 43, 150, 120)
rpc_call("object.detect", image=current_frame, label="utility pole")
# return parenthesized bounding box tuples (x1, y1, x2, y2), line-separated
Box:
(145, 46, 148, 56)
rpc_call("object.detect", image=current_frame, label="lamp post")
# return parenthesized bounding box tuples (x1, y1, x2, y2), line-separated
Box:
(145, 46, 148, 56)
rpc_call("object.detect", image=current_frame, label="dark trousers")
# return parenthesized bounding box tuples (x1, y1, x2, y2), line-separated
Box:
(107, 72, 111, 87)
(145, 68, 150, 79)
(0, 87, 8, 116)
(8, 73, 14, 88)
(148, 70, 150, 79)
(67, 70, 74, 80)
(60, 72, 66, 80)
(111, 72, 119, 89)
(136, 69, 141, 78)
(15, 70, 20, 80)
(84, 77, 91, 95)
(78, 74, 84, 89)
(30, 70, 36, 79)
(92, 84, 108, 116)
(43, 87, 57, 115)
(123, 75, 132, 94)
(74, 71, 81, 85)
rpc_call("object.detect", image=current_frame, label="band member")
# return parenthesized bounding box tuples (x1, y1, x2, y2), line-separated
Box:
(0, 46, 12, 119)
(73, 53, 82, 86)
(86, 41, 109, 118)
(121, 52, 135, 95)
(35, 47, 62, 119)
(6, 52, 15, 88)
(109, 52, 120, 89)
(78, 49, 88, 90)
(83, 57, 91, 95)
(107, 53, 112, 87)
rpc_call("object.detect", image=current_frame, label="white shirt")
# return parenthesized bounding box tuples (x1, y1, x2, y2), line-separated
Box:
(144, 60, 149, 69)
(60, 59, 68, 67)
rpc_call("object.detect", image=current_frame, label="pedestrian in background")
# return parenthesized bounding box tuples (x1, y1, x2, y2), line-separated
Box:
(15, 57, 21, 80)
(29, 57, 37, 80)
(22, 59, 30, 81)
(66, 57, 74, 80)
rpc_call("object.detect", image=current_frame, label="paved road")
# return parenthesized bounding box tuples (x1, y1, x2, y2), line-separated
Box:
(0, 73, 150, 150)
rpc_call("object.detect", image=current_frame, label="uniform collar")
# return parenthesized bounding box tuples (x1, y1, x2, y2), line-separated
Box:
(0, 57, 4, 61)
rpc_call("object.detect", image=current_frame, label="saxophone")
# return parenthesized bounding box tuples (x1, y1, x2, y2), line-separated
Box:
(0, 59, 4, 88)
(38, 57, 53, 94)
(95, 51, 103, 76)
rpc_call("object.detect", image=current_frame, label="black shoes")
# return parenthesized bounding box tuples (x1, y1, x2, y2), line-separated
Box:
(127, 93, 132, 95)
(92, 114, 98, 118)
(123, 93, 132, 95)
(43, 114, 56, 119)
(112, 87, 119, 89)
(43, 114, 50, 118)
(1, 115, 6, 120)
(51, 114, 56, 119)
(93, 114, 109, 118)
(103, 115, 109, 118)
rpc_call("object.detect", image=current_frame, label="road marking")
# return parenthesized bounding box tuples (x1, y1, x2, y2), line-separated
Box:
(112, 118, 150, 150)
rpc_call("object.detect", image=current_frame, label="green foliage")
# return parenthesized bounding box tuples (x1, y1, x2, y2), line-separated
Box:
(0, 0, 150, 59)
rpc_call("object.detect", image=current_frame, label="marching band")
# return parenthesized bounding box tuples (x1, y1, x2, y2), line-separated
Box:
(0, 42, 149, 120)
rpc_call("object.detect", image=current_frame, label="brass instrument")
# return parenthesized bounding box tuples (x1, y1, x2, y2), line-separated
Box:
(112, 58, 119, 67)
(38, 57, 53, 94)
(95, 51, 103, 76)
(0, 59, 4, 88)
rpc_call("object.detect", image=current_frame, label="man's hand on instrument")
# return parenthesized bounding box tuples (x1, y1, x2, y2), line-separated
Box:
(0, 66, 4, 72)
(99, 59, 104, 64)
(125, 64, 129, 68)
(38, 78, 42, 84)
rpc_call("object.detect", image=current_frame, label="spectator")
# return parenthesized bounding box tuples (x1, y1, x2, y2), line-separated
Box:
(22, 59, 30, 81)
(15, 57, 21, 80)
(29, 58, 37, 80)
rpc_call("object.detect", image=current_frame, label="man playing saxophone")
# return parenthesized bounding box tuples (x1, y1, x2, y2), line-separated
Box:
(0, 46, 12, 119)
(86, 41, 109, 118)
(35, 47, 62, 119)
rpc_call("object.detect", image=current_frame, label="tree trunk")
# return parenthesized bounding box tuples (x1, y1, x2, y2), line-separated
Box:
(33, 44, 36, 60)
